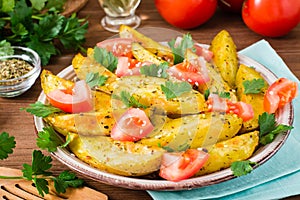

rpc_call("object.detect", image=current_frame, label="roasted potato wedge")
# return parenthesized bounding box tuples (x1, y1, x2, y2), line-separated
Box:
(139, 112, 243, 149)
(72, 50, 116, 94)
(112, 75, 207, 115)
(209, 30, 238, 88)
(119, 25, 173, 63)
(236, 64, 268, 132)
(41, 70, 74, 94)
(131, 42, 164, 65)
(68, 133, 165, 176)
(196, 131, 259, 176)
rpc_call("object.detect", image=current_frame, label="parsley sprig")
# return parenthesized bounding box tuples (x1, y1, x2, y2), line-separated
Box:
(258, 112, 293, 145)
(0, 132, 16, 160)
(140, 62, 169, 78)
(0, 0, 88, 65)
(230, 160, 257, 177)
(168, 33, 195, 64)
(243, 78, 266, 94)
(161, 81, 192, 100)
(112, 90, 148, 109)
(85, 72, 108, 88)
(93, 47, 118, 72)
(21, 101, 62, 117)
(0, 131, 83, 197)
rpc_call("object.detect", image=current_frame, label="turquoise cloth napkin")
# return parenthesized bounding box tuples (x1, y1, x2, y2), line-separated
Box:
(148, 40, 300, 200)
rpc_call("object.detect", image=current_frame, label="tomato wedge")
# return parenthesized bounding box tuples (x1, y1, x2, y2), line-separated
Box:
(111, 108, 154, 142)
(264, 78, 298, 113)
(159, 149, 209, 181)
(97, 38, 146, 77)
(167, 58, 210, 86)
(207, 94, 254, 121)
(46, 80, 93, 113)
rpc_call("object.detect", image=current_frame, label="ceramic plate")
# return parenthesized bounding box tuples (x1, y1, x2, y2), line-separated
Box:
(34, 27, 294, 190)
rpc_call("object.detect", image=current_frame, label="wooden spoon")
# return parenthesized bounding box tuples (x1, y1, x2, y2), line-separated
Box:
(0, 167, 108, 200)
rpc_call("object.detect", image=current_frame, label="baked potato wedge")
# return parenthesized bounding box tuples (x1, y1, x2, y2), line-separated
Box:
(196, 131, 259, 176)
(68, 133, 165, 176)
(119, 25, 173, 64)
(236, 64, 268, 132)
(209, 30, 238, 88)
(139, 112, 243, 150)
(112, 75, 207, 115)
(41, 70, 74, 95)
(72, 49, 116, 94)
(131, 42, 164, 65)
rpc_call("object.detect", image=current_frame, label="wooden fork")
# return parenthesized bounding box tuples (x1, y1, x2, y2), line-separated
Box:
(0, 167, 108, 200)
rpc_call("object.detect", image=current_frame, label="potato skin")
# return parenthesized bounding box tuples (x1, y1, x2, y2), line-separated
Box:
(209, 30, 238, 88)
(68, 133, 165, 176)
(41, 70, 74, 94)
(139, 112, 243, 150)
(196, 131, 259, 176)
(236, 64, 268, 132)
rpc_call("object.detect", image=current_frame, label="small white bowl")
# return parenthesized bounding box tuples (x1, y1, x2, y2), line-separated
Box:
(0, 46, 41, 97)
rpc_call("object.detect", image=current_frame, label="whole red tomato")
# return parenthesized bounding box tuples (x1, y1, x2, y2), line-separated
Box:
(154, 0, 217, 29)
(218, 0, 245, 13)
(242, 0, 300, 37)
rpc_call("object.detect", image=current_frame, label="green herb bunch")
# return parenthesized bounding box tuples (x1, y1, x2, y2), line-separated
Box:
(0, 129, 84, 197)
(0, 0, 88, 65)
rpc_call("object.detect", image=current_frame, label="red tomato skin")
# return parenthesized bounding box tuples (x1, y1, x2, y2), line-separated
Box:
(46, 80, 93, 113)
(154, 0, 217, 29)
(218, 0, 245, 13)
(264, 78, 298, 113)
(111, 108, 154, 142)
(242, 0, 300, 37)
(159, 149, 209, 181)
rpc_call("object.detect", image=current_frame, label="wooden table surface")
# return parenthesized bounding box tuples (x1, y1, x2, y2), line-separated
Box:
(1, 0, 299, 199)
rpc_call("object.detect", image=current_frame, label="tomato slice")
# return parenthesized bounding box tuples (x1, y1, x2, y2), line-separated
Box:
(167, 58, 210, 86)
(207, 94, 254, 121)
(264, 78, 298, 113)
(111, 108, 154, 142)
(46, 80, 93, 113)
(159, 149, 209, 181)
(96, 38, 134, 57)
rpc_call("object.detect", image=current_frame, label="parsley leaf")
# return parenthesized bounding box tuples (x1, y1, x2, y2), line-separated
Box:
(218, 91, 231, 99)
(243, 78, 266, 94)
(112, 91, 148, 109)
(36, 127, 70, 152)
(0, 40, 14, 56)
(204, 89, 210, 101)
(34, 178, 49, 197)
(231, 160, 257, 177)
(21, 101, 62, 117)
(53, 171, 84, 194)
(168, 33, 194, 64)
(161, 81, 192, 100)
(0, 132, 16, 160)
(258, 112, 294, 145)
(85, 72, 108, 88)
(94, 47, 118, 72)
(140, 62, 169, 78)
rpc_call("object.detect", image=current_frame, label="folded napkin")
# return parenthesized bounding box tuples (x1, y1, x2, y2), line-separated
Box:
(148, 40, 300, 200)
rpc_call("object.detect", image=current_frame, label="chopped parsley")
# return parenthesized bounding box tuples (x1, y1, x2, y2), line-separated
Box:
(243, 78, 266, 94)
(112, 90, 148, 109)
(140, 62, 169, 78)
(21, 101, 62, 117)
(161, 81, 192, 100)
(258, 112, 293, 145)
(168, 33, 195, 64)
(93, 47, 118, 72)
(85, 72, 108, 88)
(231, 160, 257, 177)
